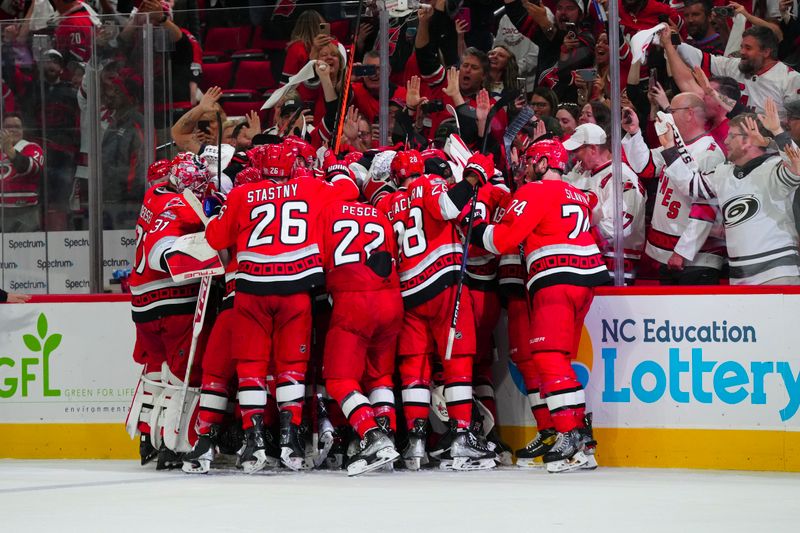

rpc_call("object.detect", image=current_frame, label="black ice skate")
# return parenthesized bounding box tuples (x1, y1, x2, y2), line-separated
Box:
(155, 442, 181, 471)
(279, 410, 306, 471)
(347, 428, 400, 477)
(182, 426, 219, 474)
(579, 413, 598, 470)
(449, 423, 497, 471)
(515, 428, 557, 468)
(401, 418, 429, 471)
(323, 426, 349, 470)
(543, 429, 589, 473)
(139, 433, 157, 466)
(239, 415, 271, 474)
(375, 416, 396, 472)
(314, 397, 335, 468)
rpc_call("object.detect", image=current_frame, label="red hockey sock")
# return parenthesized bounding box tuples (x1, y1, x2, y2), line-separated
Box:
(276, 362, 306, 425)
(535, 351, 585, 433)
(399, 354, 432, 430)
(516, 357, 554, 430)
(237, 360, 268, 429)
(442, 356, 473, 429)
(196, 374, 229, 435)
(262, 376, 278, 428)
(326, 378, 378, 438)
(366, 386, 396, 432)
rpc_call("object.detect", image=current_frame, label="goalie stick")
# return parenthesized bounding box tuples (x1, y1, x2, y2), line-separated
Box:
(171, 189, 215, 435)
(503, 105, 535, 177)
(445, 89, 519, 360)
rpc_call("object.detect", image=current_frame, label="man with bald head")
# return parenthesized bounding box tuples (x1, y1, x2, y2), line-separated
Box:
(622, 92, 727, 284)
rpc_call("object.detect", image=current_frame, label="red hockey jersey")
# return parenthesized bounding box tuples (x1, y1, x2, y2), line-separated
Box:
(475, 180, 611, 293)
(205, 173, 358, 296)
(129, 192, 204, 322)
(376, 174, 463, 308)
(316, 200, 400, 293)
(0, 140, 43, 207)
(463, 182, 509, 291)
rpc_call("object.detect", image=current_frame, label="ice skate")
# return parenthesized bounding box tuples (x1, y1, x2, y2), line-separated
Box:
(156, 444, 182, 471)
(139, 434, 157, 466)
(579, 413, 598, 470)
(347, 428, 400, 477)
(239, 415, 270, 474)
(450, 424, 497, 471)
(515, 428, 557, 468)
(375, 417, 395, 471)
(182, 426, 219, 474)
(401, 418, 429, 471)
(279, 411, 306, 471)
(544, 429, 588, 473)
(486, 427, 513, 466)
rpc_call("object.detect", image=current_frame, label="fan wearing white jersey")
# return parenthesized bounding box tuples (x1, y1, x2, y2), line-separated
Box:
(621, 93, 726, 284)
(669, 25, 800, 119)
(660, 98, 800, 285)
(564, 124, 647, 285)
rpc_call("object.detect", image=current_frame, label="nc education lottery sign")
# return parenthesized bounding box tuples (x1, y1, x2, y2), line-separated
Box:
(0, 302, 138, 423)
(496, 293, 800, 432)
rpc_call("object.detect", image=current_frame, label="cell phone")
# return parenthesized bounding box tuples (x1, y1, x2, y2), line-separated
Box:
(517, 76, 527, 91)
(302, 101, 315, 111)
(197, 120, 211, 134)
(319, 22, 331, 35)
(623, 108, 634, 125)
(564, 22, 577, 34)
(353, 64, 378, 77)
(649, 68, 658, 90)
(712, 6, 736, 17)
(454, 7, 471, 33)
(671, 31, 681, 46)
(423, 99, 445, 113)
(576, 68, 596, 82)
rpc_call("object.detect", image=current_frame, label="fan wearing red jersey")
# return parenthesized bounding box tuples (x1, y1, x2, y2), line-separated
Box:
(454, 142, 610, 473)
(128, 154, 211, 470)
(316, 200, 403, 476)
(374, 150, 496, 471)
(204, 142, 358, 473)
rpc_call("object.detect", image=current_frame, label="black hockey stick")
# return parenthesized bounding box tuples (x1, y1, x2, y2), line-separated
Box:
(445, 90, 518, 360)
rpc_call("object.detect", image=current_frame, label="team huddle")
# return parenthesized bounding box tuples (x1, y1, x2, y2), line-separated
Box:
(125, 134, 609, 477)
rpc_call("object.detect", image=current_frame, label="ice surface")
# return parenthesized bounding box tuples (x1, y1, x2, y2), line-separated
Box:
(1, 460, 797, 533)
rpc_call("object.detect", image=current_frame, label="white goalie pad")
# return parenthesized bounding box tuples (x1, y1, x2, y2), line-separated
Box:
(444, 134, 472, 181)
(165, 232, 224, 282)
(162, 387, 201, 453)
(125, 371, 146, 439)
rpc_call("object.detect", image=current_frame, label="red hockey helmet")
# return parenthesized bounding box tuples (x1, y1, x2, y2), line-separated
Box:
(292, 166, 316, 180)
(525, 139, 569, 174)
(463, 153, 495, 186)
(343, 150, 364, 167)
(146, 158, 172, 186)
(234, 166, 263, 187)
(421, 148, 447, 162)
(390, 150, 424, 184)
(247, 143, 295, 180)
(168, 153, 211, 198)
(283, 135, 316, 167)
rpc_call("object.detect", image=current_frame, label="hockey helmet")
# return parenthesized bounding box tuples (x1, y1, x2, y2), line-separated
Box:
(390, 149, 425, 184)
(283, 135, 316, 168)
(463, 152, 495, 186)
(247, 143, 295, 180)
(168, 153, 211, 198)
(525, 139, 569, 175)
(146, 158, 172, 186)
(234, 166, 263, 187)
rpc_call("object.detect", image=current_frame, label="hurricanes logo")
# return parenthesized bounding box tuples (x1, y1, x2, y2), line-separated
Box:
(722, 194, 760, 228)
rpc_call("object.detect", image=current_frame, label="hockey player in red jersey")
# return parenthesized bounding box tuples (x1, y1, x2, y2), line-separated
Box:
(373, 150, 497, 471)
(204, 142, 358, 473)
(452, 143, 610, 473)
(316, 199, 403, 475)
(128, 154, 212, 469)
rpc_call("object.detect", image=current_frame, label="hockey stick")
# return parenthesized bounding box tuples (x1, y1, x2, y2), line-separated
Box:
(215, 111, 222, 186)
(172, 189, 215, 434)
(444, 90, 518, 361)
(332, 0, 366, 154)
(446, 103, 461, 135)
(503, 105, 535, 177)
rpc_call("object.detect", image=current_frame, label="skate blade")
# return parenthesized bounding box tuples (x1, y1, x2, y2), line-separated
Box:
(451, 457, 496, 471)
(281, 448, 305, 471)
(516, 457, 546, 469)
(546, 451, 589, 473)
(241, 450, 269, 474)
(497, 451, 513, 466)
(582, 454, 598, 470)
(347, 448, 400, 477)
(325, 453, 344, 470)
(313, 432, 335, 468)
(181, 459, 211, 474)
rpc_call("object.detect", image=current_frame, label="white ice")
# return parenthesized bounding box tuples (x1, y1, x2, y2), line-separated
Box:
(1, 460, 797, 533)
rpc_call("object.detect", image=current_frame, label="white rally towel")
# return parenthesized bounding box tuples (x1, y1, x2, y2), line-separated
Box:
(630, 23, 667, 65)
(262, 60, 318, 110)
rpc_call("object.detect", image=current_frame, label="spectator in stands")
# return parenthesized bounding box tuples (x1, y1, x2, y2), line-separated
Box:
(669, 25, 800, 117)
(530, 87, 559, 118)
(171, 86, 228, 154)
(20, 49, 80, 231)
(351, 50, 405, 125)
(494, 11, 540, 94)
(50, 0, 100, 67)
(101, 68, 145, 229)
(0, 113, 44, 232)
(487, 45, 521, 97)
(556, 102, 580, 138)
(579, 100, 612, 133)
(683, 0, 726, 55)
(281, 9, 328, 87)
